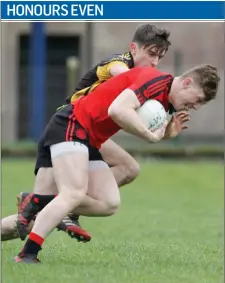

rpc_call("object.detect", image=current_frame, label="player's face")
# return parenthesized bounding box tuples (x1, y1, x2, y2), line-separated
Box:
(172, 77, 205, 111)
(130, 43, 165, 68)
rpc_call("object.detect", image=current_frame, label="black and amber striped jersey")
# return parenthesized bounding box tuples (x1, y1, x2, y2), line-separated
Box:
(65, 51, 134, 103)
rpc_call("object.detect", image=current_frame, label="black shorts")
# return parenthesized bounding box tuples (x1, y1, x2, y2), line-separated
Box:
(34, 104, 103, 175)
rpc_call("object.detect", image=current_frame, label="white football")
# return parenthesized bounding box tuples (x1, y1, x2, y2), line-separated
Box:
(136, 99, 167, 131)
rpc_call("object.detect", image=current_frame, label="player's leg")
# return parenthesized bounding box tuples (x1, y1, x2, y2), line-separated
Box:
(71, 155, 120, 217)
(15, 141, 89, 263)
(16, 135, 90, 242)
(8, 140, 133, 242)
(1, 214, 34, 241)
(16, 167, 57, 240)
(16, 137, 57, 238)
(9, 159, 120, 242)
(100, 139, 140, 187)
(66, 140, 138, 228)
(66, 139, 139, 227)
(35, 150, 120, 231)
(13, 158, 120, 242)
(1, 164, 57, 242)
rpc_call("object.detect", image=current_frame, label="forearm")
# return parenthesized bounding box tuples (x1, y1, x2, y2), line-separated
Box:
(162, 130, 171, 140)
(162, 117, 172, 140)
(110, 108, 152, 141)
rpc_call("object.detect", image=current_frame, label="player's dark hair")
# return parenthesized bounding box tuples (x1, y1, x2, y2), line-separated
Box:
(132, 24, 171, 54)
(182, 64, 220, 102)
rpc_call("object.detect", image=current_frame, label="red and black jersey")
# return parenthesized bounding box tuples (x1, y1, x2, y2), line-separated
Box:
(72, 67, 173, 148)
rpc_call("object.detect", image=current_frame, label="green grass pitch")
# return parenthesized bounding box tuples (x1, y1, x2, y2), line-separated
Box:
(2, 159, 224, 283)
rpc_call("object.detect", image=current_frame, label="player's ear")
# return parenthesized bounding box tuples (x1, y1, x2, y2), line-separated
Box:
(130, 42, 137, 56)
(182, 77, 193, 89)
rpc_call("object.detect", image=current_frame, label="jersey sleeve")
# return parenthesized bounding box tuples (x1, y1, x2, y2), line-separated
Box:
(104, 54, 131, 69)
(128, 73, 173, 105)
(106, 61, 128, 73)
(97, 55, 131, 80)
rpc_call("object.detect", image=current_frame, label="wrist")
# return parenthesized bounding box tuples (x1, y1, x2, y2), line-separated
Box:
(163, 127, 171, 139)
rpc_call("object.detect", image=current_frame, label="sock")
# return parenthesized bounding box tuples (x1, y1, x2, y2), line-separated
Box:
(22, 232, 44, 256)
(32, 194, 57, 210)
(19, 194, 58, 223)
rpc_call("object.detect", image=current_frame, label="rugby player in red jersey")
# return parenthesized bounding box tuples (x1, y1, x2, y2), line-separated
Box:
(2, 24, 177, 243)
(14, 64, 220, 263)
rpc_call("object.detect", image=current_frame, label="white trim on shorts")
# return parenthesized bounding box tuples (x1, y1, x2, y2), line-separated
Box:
(89, 160, 109, 171)
(50, 141, 88, 159)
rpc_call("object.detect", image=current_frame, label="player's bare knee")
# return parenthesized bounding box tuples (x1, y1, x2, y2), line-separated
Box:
(108, 199, 120, 215)
(122, 159, 140, 185)
(102, 203, 119, 216)
(104, 192, 121, 216)
(128, 160, 140, 181)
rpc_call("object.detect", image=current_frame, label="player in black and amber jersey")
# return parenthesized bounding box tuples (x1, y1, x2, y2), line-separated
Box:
(2, 24, 175, 243)
(67, 36, 169, 103)
(66, 51, 135, 103)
